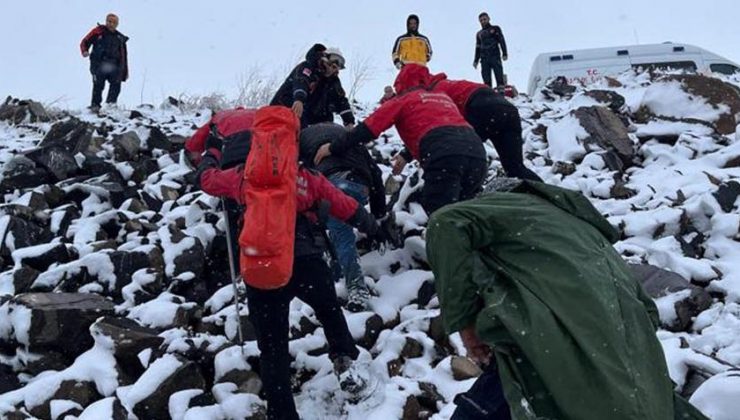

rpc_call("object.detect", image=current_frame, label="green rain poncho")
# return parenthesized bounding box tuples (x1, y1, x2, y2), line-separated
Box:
(426, 181, 706, 420)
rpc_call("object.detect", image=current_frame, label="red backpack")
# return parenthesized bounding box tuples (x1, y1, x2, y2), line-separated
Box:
(238, 106, 299, 289)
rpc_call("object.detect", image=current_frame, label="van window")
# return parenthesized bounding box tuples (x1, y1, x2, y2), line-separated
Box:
(632, 61, 697, 72)
(710, 64, 740, 75)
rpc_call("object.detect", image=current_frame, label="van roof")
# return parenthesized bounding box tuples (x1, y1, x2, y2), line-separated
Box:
(533, 42, 709, 61)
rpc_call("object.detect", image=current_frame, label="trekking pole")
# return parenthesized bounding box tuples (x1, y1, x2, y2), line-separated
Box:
(221, 198, 246, 355)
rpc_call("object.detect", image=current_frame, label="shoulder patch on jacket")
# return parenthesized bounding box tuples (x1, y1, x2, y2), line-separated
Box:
(302, 67, 313, 77)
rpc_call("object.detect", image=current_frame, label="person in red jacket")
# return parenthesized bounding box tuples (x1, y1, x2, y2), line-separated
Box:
(185, 107, 256, 164)
(194, 111, 389, 419)
(79, 13, 129, 111)
(315, 64, 487, 215)
(428, 72, 543, 182)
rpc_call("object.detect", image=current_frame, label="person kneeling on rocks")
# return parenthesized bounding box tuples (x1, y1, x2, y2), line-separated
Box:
(194, 106, 390, 419)
(426, 179, 709, 420)
(299, 122, 389, 312)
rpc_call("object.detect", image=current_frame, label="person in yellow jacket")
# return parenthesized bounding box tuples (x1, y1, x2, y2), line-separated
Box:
(391, 14, 432, 68)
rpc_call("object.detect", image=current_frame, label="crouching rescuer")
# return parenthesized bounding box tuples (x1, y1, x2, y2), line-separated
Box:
(426, 179, 709, 420)
(194, 106, 391, 419)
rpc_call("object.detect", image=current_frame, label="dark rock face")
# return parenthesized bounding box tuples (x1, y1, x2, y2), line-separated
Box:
(574, 106, 634, 164)
(28, 380, 101, 419)
(12, 293, 115, 358)
(24, 146, 79, 181)
(112, 131, 142, 162)
(629, 264, 713, 331)
(39, 117, 95, 154)
(584, 90, 626, 112)
(544, 76, 576, 97)
(0, 156, 52, 192)
(664, 75, 740, 135)
(0, 363, 21, 393)
(713, 181, 740, 213)
(92, 317, 164, 379)
(15, 243, 71, 272)
(0, 97, 50, 124)
(357, 314, 384, 349)
(130, 355, 206, 420)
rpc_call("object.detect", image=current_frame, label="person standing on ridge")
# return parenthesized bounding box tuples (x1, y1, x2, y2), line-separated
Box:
(271, 44, 355, 128)
(474, 12, 507, 87)
(80, 13, 129, 112)
(392, 14, 432, 69)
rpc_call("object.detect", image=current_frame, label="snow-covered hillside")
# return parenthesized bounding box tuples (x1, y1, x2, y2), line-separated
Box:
(0, 70, 739, 419)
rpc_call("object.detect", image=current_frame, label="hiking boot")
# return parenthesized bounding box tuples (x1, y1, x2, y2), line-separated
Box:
(333, 354, 379, 403)
(346, 281, 371, 313)
(88, 104, 101, 113)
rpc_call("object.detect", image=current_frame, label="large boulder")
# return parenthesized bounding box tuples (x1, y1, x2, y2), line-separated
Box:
(91, 317, 164, 382)
(573, 106, 635, 164)
(39, 117, 95, 154)
(0, 216, 51, 259)
(10, 293, 115, 358)
(123, 353, 206, 420)
(629, 264, 712, 331)
(27, 380, 101, 419)
(0, 156, 52, 192)
(24, 145, 79, 181)
(584, 90, 626, 112)
(112, 131, 142, 161)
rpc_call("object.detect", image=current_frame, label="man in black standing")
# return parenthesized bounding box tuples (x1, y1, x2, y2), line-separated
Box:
(473, 12, 507, 88)
(80, 13, 129, 112)
(270, 44, 355, 128)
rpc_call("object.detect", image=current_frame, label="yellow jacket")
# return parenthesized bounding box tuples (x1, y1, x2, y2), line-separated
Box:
(392, 33, 432, 66)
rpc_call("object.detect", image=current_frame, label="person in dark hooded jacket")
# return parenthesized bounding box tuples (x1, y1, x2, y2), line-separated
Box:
(300, 122, 387, 311)
(392, 14, 432, 68)
(428, 72, 543, 182)
(271, 44, 355, 128)
(79, 13, 129, 110)
(314, 64, 487, 215)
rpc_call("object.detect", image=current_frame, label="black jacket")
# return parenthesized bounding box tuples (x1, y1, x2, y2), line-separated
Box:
(475, 24, 507, 62)
(80, 25, 129, 80)
(270, 44, 355, 128)
(299, 123, 386, 218)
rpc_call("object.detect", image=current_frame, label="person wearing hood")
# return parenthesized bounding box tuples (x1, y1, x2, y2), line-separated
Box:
(79, 13, 129, 111)
(392, 14, 433, 68)
(474, 12, 508, 87)
(428, 72, 543, 182)
(314, 64, 487, 215)
(271, 44, 355, 128)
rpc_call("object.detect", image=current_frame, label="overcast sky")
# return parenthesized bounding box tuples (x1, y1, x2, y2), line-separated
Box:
(1, 0, 738, 108)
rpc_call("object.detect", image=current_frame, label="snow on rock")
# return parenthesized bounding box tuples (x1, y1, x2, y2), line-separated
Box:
(1, 71, 739, 418)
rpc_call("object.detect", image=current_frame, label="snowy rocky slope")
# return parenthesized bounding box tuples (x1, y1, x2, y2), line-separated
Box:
(0, 70, 739, 420)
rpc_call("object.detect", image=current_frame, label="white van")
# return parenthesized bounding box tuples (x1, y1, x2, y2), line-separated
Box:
(527, 42, 740, 95)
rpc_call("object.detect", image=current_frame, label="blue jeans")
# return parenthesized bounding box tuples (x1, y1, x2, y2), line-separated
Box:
(451, 361, 511, 419)
(327, 174, 368, 286)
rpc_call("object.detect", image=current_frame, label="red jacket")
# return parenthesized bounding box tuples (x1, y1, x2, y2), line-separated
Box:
(185, 108, 257, 156)
(351, 64, 470, 160)
(428, 73, 487, 114)
(199, 159, 359, 222)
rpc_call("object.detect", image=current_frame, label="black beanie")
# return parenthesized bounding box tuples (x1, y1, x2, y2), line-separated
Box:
(407, 14, 419, 25)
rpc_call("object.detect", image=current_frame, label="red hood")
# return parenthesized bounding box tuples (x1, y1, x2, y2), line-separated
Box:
(394, 64, 432, 94)
(254, 105, 299, 132)
(429, 72, 448, 86)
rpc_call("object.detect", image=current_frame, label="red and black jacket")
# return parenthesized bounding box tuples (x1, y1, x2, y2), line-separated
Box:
(185, 108, 257, 163)
(80, 25, 129, 81)
(330, 64, 482, 166)
(196, 149, 377, 256)
(270, 44, 355, 127)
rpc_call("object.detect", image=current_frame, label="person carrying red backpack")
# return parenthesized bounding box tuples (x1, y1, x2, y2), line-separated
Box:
(194, 106, 389, 419)
(314, 64, 488, 215)
(427, 72, 543, 182)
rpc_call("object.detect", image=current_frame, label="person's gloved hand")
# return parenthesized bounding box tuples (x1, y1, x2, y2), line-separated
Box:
(205, 134, 223, 152)
(473, 60, 479, 69)
(395, 61, 403, 70)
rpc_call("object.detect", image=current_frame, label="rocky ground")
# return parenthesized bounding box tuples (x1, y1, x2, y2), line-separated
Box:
(0, 70, 739, 420)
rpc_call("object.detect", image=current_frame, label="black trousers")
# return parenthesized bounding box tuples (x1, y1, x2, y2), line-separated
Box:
(246, 255, 359, 420)
(467, 90, 542, 182)
(421, 155, 488, 215)
(91, 70, 121, 107)
(481, 59, 505, 87)
(451, 361, 512, 419)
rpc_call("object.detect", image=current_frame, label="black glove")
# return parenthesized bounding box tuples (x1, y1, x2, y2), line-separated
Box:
(205, 133, 223, 152)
